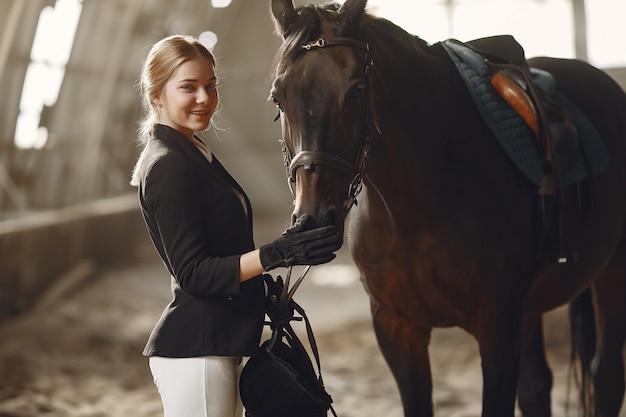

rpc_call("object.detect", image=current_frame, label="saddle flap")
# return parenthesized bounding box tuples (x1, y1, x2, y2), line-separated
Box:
(491, 70, 538, 134)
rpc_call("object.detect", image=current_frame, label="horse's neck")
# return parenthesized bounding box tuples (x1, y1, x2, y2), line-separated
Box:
(362, 37, 460, 212)
(373, 42, 453, 113)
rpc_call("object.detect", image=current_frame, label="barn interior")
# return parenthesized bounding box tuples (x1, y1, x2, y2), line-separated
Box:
(0, 1, 624, 416)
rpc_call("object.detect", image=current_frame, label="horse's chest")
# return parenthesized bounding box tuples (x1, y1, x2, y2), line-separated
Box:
(351, 232, 483, 326)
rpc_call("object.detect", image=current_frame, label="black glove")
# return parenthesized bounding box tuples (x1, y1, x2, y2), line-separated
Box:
(259, 215, 343, 270)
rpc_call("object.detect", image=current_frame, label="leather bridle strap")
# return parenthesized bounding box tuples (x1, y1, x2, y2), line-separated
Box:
(285, 36, 373, 211)
(289, 151, 357, 181)
(301, 37, 369, 52)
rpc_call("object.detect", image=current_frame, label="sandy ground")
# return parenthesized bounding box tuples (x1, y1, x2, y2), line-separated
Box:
(0, 235, 624, 417)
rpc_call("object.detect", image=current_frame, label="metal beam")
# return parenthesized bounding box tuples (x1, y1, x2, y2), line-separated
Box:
(76, 0, 143, 198)
(571, 0, 588, 61)
(0, 0, 27, 84)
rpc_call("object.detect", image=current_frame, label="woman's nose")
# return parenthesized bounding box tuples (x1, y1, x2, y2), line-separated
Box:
(196, 89, 209, 103)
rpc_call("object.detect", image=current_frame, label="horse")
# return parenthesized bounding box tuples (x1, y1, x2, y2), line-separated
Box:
(267, 1, 626, 416)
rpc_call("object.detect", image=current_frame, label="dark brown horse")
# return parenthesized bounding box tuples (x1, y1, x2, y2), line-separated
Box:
(268, 1, 626, 416)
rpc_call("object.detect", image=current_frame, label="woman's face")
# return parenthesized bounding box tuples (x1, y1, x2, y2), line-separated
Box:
(155, 57, 219, 140)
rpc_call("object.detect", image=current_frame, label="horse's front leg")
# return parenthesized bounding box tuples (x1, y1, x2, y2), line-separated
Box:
(474, 303, 524, 417)
(517, 314, 553, 417)
(371, 301, 434, 417)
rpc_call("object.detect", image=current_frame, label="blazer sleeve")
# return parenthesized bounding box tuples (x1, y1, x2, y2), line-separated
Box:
(142, 155, 244, 297)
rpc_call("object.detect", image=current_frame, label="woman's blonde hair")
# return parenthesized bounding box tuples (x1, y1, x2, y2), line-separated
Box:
(136, 34, 216, 145)
(131, 35, 216, 186)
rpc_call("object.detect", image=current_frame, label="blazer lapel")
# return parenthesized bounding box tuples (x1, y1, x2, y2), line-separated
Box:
(154, 124, 253, 224)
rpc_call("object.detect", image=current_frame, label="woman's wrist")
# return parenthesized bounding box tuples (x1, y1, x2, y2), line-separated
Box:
(239, 249, 265, 282)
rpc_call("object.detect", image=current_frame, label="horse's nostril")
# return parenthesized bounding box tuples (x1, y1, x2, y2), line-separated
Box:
(291, 212, 316, 230)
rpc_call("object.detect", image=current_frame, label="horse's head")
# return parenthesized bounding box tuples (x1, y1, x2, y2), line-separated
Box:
(270, 0, 374, 231)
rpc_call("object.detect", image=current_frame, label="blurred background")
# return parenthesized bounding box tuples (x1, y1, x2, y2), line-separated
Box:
(0, 1, 625, 416)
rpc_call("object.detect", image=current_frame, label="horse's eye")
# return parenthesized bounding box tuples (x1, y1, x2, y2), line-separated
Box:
(348, 83, 366, 99)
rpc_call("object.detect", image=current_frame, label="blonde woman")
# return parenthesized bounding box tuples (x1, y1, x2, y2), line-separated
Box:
(131, 35, 342, 417)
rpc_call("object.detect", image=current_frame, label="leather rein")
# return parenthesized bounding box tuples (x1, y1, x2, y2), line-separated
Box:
(280, 37, 376, 211)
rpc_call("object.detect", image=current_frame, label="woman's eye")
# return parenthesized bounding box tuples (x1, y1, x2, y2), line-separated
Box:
(269, 93, 282, 121)
(271, 96, 281, 109)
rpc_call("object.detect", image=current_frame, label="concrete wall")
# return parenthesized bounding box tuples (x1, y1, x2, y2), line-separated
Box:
(0, 194, 152, 320)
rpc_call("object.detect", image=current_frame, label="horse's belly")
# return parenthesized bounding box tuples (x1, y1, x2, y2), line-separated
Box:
(526, 224, 624, 314)
(526, 257, 609, 315)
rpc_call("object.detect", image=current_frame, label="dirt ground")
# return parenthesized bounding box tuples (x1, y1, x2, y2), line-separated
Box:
(0, 244, 624, 417)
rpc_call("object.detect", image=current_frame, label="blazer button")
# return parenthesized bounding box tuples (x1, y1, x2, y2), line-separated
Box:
(227, 296, 234, 301)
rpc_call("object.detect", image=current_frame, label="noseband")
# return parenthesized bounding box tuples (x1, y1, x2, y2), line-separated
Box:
(281, 36, 375, 211)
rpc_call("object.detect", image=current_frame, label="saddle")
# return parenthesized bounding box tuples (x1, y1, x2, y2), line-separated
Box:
(466, 35, 580, 199)
(465, 36, 581, 263)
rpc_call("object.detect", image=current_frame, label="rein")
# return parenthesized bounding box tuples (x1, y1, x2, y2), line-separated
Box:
(281, 36, 375, 211)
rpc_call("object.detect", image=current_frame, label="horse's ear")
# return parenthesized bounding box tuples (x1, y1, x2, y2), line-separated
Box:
(339, 0, 367, 19)
(271, 0, 296, 38)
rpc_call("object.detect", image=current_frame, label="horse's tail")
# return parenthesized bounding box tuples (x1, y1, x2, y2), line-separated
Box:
(569, 287, 596, 417)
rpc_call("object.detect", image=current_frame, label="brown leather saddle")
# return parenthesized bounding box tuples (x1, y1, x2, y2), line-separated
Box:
(466, 35, 580, 199)
(466, 36, 581, 263)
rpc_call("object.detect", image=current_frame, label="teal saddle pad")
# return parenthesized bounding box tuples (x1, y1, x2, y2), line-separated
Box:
(440, 39, 608, 187)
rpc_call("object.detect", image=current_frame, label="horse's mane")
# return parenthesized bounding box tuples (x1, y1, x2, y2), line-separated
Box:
(360, 15, 430, 58)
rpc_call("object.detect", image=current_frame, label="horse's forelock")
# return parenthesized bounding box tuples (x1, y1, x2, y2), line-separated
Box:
(273, 2, 361, 71)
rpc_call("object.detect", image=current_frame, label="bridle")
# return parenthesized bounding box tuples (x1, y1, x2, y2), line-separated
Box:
(279, 36, 376, 211)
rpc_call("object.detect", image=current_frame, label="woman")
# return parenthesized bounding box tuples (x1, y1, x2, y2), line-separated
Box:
(130, 35, 342, 417)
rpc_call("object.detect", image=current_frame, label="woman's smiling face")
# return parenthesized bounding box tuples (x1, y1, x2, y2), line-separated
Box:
(154, 57, 219, 140)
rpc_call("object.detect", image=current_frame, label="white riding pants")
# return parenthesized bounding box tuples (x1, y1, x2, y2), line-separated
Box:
(149, 356, 244, 417)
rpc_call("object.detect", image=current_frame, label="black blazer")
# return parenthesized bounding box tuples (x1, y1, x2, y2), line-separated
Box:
(137, 124, 265, 358)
